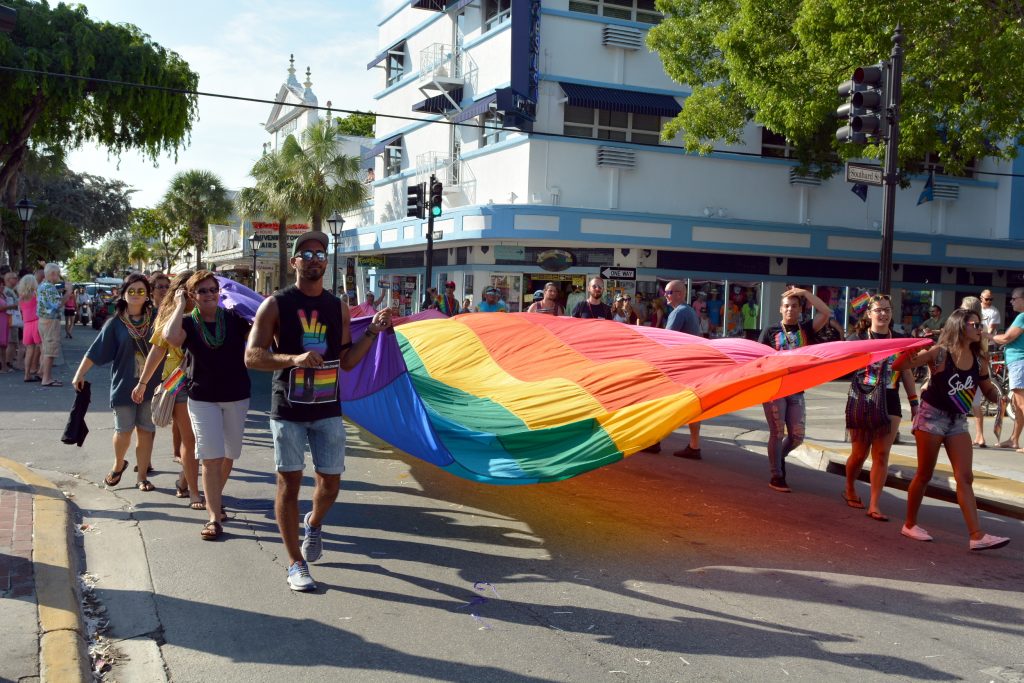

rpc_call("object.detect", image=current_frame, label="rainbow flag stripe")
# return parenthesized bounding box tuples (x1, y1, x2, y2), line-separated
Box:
(340, 314, 928, 485)
(161, 366, 187, 395)
(949, 387, 976, 414)
(312, 368, 338, 401)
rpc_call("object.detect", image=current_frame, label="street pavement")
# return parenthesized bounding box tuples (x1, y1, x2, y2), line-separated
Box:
(2, 326, 1023, 682)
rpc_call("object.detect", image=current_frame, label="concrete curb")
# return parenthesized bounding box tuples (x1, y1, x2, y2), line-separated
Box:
(792, 441, 1024, 521)
(0, 457, 91, 683)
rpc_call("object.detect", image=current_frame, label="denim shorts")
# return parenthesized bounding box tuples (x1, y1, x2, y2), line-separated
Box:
(174, 390, 189, 405)
(113, 400, 155, 433)
(912, 400, 968, 437)
(270, 416, 346, 475)
(1010, 360, 1024, 391)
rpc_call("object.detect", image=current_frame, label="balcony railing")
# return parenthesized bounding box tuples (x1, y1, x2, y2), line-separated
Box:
(418, 43, 477, 94)
(415, 151, 473, 193)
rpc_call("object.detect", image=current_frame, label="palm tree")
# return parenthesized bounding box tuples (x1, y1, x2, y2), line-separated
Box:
(236, 148, 300, 283)
(162, 170, 233, 269)
(283, 119, 369, 230)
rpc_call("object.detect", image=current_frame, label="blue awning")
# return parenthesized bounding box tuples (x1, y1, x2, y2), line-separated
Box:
(409, 0, 444, 10)
(362, 134, 402, 162)
(367, 41, 405, 70)
(451, 93, 498, 123)
(559, 82, 682, 117)
(412, 88, 463, 114)
(447, 0, 476, 12)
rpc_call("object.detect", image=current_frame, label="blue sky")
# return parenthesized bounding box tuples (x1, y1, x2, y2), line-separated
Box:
(68, 0, 405, 208)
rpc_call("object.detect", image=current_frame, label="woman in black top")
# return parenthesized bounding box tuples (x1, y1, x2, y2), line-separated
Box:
(165, 270, 251, 541)
(842, 294, 917, 521)
(898, 309, 1009, 551)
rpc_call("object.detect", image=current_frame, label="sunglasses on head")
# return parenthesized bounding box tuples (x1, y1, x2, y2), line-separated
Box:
(298, 250, 327, 262)
(125, 288, 147, 297)
(194, 286, 220, 296)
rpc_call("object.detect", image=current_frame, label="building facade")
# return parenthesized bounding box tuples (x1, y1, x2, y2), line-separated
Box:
(349, 0, 1024, 330)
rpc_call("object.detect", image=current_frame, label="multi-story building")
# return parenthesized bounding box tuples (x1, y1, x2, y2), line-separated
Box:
(351, 0, 1024, 330)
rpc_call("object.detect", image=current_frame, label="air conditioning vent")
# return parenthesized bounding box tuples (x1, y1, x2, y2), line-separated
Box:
(602, 25, 644, 50)
(788, 168, 821, 187)
(934, 183, 959, 201)
(597, 146, 636, 169)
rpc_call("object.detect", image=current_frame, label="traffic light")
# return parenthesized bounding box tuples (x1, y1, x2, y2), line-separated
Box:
(406, 183, 424, 219)
(428, 178, 443, 218)
(836, 63, 887, 143)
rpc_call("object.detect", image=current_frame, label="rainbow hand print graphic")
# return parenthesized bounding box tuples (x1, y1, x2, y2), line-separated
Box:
(299, 309, 328, 354)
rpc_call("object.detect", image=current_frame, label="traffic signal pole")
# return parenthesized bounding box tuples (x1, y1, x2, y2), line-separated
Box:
(878, 26, 904, 294)
(425, 173, 436, 308)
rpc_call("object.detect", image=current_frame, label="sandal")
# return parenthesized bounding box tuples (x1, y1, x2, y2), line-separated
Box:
(41, 380, 63, 387)
(103, 461, 130, 487)
(842, 492, 865, 509)
(200, 521, 222, 540)
(137, 480, 155, 492)
(189, 499, 207, 510)
(175, 478, 189, 498)
(866, 510, 889, 522)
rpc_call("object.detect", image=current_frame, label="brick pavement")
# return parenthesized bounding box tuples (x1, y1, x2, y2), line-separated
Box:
(0, 472, 34, 599)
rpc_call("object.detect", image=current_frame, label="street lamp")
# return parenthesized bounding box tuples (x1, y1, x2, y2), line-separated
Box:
(248, 232, 260, 292)
(15, 197, 36, 270)
(185, 251, 193, 269)
(327, 211, 345, 296)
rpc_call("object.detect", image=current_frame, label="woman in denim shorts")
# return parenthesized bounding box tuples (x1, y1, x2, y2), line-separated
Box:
(899, 309, 1009, 551)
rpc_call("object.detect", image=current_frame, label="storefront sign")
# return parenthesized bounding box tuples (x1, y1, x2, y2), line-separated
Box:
(495, 245, 526, 261)
(358, 256, 385, 268)
(537, 249, 575, 272)
(250, 222, 311, 251)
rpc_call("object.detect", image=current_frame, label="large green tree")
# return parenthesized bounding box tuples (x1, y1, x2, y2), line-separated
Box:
(285, 119, 369, 231)
(64, 246, 99, 282)
(0, 1, 198, 261)
(335, 112, 375, 138)
(162, 170, 233, 269)
(236, 147, 300, 285)
(130, 207, 188, 272)
(647, 0, 1024, 176)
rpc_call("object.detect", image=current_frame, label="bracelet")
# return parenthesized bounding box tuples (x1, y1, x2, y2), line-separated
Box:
(907, 394, 918, 401)
(366, 328, 379, 337)
(909, 398, 920, 406)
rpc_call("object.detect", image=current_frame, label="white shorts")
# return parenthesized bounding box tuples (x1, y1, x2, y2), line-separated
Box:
(187, 398, 249, 460)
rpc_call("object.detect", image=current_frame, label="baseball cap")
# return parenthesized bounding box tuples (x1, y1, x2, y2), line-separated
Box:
(445, 281, 456, 289)
(292, 231, 329, 256)
(533, 290, 544, 301)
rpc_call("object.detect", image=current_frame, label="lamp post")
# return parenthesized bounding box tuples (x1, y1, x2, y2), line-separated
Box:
(248, 233, 260, 292)
(327, 211, 344, 296)
(15, 197, 36, 270)
(185, 252, 193, 270)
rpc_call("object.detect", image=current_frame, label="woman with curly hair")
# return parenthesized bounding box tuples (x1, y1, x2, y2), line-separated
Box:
(72, 273, 162, 491)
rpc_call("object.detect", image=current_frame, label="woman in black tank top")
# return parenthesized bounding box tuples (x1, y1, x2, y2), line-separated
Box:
(897, 309, 1009, 551)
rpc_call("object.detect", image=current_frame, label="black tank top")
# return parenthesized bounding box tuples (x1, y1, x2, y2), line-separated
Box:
(921, 350, 980, 415)
(270, 286, 344, 422)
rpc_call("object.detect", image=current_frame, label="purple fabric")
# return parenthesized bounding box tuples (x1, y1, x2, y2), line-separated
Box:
(342, 315, 406, 401)
(215, 276, 265, 320)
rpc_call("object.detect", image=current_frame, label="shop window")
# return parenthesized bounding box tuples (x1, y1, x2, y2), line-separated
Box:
(563, 105, 662, 145)
(568, 0, 661, 24)
(386, 49, 406, 87)
(483, 0, 511, 32)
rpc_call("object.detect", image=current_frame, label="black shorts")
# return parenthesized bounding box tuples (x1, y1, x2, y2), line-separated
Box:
(64, 310, 76, 320)
(885, 388, 902, 418)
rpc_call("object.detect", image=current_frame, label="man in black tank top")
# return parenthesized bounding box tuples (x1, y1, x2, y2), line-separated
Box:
(246, 231, 392, 592)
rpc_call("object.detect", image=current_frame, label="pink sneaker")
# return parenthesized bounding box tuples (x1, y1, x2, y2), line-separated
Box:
(901, 524, 933, 542)
(969, 534, 1010, 551)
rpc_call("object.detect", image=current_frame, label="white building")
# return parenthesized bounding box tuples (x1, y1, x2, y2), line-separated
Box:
(349, 0, 1024, 330)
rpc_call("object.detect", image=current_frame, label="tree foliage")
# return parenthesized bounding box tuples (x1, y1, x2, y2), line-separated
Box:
(236, 148, 299, 284)
(130, 207, 188, 271)
(335, 112, 375, 138)
(65, 246, 99, 283)
(285, 119, 369, 230)
(647, 0, 1024, 175)
(161, 170, 233, 269)
(95, 231, 131, 277)
(0, 0, 199, 256)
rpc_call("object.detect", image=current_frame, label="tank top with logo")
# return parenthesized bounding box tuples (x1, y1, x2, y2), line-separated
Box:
(921, 350, 980, 415)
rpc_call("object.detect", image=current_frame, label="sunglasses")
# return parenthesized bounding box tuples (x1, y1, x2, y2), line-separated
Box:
(154, 284, 170, 291)
(125, 288, 148, 297)
(870, 307, 892, 314)
(298, 250, 327, 262)
(967, 321, 984, 330)
(194, 286, 220, 296)
(981, 297, 992, 302)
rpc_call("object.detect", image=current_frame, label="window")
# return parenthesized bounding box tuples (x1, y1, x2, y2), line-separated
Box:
(279, 118, 297, 136)
(481, 111, 507, 147)
(384, 144, 402, 177)
(568, 0, 661, 24)
(483, 0, 511, 32)
(563, 105, 662, 144)
(386, 48, 406, 87)
(920, 152, 977, 179)
(760, 128, 795, 159)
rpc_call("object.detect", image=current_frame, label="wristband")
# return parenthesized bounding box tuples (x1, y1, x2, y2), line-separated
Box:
(907, 394, 918, 401)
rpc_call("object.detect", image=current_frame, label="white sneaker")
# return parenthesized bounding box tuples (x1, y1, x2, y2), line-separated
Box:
(287, 561, 316, 592)
(969, 534, 1010, 551)
(901, 524, 933, 542)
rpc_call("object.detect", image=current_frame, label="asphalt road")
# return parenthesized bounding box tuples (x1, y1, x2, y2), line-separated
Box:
(3, 327, 1023, 682)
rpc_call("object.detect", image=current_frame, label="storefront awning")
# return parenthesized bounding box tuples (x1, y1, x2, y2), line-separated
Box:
(362, 134, 402, 162)
(409, 0, 445, 10)
(367, 41, 406, 70)
(451, 93, 498, 123)
(412, 88, 463, 114)
(559, 82, 682, 117)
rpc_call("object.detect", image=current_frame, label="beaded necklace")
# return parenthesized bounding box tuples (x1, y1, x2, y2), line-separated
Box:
(121, 309, 152, 340)
(191, 307, 226, 349)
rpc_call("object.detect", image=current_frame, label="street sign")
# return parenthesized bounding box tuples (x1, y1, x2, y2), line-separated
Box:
(845, 162, 883, 186)
(600, 267, 636, 281)
(430, 231, 443, 240)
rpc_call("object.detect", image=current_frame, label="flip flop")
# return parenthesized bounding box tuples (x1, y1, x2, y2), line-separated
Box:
(200, 521, 222, 541)
(41, 380, 63, 387)
(189, 499, 206, 510)
(866, 510, 889, 522)
(103, 461, 129, 487)
(842, 492, 865, 509)
(137, 480, 155, 492)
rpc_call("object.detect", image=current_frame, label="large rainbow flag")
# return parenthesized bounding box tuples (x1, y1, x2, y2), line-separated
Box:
(341, 313, 928, 485)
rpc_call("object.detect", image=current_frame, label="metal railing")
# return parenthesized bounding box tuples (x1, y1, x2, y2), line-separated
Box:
(418, 43, 477, 91)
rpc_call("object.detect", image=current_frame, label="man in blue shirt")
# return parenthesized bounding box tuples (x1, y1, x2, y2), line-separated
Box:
(643, 280, 703, 458)
(476, 287, 507, 312)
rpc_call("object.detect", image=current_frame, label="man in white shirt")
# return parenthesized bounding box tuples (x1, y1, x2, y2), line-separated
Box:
(981, 290, 1002, 333)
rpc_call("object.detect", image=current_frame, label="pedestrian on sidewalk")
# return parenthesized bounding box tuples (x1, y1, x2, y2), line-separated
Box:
(899, 308, 1010, 551)
(17, 275, 41, 383)
(991, 287, 1024, 451)
(843, 295, 918, 521)
(164, 270, 252, 541)
(71, 273, 161, 491)
(246, 232, 393, 591)
(758, 287, 832, 492)
(36, 264, 67, 387)
(132, 271, 202, 510)
(3, 271, 21, 372)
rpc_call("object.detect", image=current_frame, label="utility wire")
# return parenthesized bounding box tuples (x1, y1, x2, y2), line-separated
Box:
(2, 64, 1021, 178)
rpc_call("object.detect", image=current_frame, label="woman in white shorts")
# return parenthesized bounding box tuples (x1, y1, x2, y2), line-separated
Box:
(165, 270, 251, 541)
